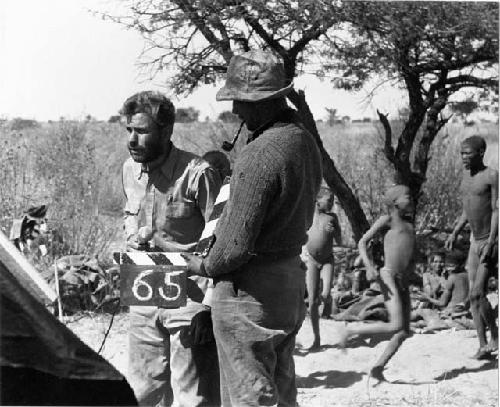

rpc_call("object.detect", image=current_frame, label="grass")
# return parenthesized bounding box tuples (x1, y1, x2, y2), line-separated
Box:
(0, 118, 497, 262)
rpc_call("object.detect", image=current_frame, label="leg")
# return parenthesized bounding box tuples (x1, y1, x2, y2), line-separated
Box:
(305, 256, 321, 349)
(169, 326, 220, 407)
(320, 262, 334, 319)
(467, 242, 490, 352)
(371, 285, 410, 372)
(469, 245, 498, 357)
(275, 332, 299, 407)
(212, 257, 305, 406)
(339, 271, 409, 377)
(128, 307, 172, 407)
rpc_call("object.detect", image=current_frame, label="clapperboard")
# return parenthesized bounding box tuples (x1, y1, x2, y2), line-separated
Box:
(195, 179, 230, 256)
(114, 252, 188, 308)
(115, 177, 230, 308)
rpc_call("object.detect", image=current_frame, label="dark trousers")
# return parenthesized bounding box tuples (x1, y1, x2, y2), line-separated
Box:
(211, 256, 306, 407)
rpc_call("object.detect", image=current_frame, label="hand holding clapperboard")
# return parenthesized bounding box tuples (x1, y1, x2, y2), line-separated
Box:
(114, 179, 230, 308)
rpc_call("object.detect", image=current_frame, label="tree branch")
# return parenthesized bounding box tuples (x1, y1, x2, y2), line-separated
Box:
(243, 13, 288, 59)
(376, 110, 395, 164)
(172, 0, 233, 63)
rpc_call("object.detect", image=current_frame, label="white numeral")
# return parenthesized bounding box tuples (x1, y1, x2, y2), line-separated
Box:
(132, 270, 154, 301)
(158, 271, 183, 301)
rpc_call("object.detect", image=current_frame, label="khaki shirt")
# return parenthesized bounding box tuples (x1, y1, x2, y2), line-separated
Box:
(123, 144, 220, 250)
(122, 144, 221, 325)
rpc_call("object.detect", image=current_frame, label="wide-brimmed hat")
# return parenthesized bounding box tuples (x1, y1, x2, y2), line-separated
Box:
(216, 50, 293, 102)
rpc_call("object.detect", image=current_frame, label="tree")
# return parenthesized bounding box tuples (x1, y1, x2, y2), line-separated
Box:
(98, 0, 370, 241)
(323, 1, 498, 201)
(176, 107, 200, 122)
(325, 108, 338, 126)
(9, 118, 40, 131)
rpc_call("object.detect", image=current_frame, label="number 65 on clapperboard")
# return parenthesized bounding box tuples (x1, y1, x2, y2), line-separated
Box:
(113, 252, 188, 308)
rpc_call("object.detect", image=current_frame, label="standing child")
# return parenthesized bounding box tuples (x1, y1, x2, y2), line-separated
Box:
(339, 184, 416, 383)
(305, 187, 342, 350)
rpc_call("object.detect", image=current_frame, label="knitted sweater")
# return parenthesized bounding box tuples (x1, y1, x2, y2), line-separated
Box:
(204, 110, 322, 277)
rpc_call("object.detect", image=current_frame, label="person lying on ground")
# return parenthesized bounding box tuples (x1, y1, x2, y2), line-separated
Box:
(338, 184, 415, 384)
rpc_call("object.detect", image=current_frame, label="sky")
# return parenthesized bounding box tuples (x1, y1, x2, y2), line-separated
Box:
(0, 0, 409, 122)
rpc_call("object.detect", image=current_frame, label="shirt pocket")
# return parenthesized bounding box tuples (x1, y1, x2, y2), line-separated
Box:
(164, 201, 196, 219)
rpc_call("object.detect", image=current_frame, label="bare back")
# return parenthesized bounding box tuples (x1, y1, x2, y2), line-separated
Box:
(461, 166, 497, 240)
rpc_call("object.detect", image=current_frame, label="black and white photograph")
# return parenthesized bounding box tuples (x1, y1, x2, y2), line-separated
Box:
(0, 1, 498, 405)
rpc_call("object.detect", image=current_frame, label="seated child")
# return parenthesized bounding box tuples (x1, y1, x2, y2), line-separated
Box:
(305, 187, 342, 350)
(339, 184, 415, 383)
(413, 260, 470, 330)
(420, 250, 448, 308)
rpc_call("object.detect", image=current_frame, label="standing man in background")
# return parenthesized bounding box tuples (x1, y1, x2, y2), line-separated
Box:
(184, 50, 322, 406)
(446, 135, 498, 360)
(121, 91, 221, 406)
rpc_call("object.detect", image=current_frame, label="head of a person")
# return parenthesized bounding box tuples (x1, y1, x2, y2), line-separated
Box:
(428, 250, 445, 275)
(202, 150, 231, 181)
(216, 50, 293, 131)
(461, 135, 486, 171)
(120, 91, 176, 163)
(384, 184, 414, 220)
(316, 187, 334, 212)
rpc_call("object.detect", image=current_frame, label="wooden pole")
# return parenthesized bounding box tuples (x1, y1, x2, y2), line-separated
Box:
(54, 263, 63, 321)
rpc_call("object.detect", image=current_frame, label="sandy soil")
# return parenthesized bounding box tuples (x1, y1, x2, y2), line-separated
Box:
(67, 313, 498, 407)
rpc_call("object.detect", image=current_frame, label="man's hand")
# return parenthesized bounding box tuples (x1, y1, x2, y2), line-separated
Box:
(181, 253, 208, 277)
(366, 265, 379, 281)
(444, 233, 456, 251)
(189, 309, 214, 345)
(126, 226, 153, 251)
(126, 234, 148, 251)
(415, 292, 430, 302)
(480, 242, 494, 263)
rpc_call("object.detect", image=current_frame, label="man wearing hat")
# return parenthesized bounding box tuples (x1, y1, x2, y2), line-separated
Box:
(120, 91, 222, 406)
(445, 135, 498, 359)
(183, 50, 322, 406)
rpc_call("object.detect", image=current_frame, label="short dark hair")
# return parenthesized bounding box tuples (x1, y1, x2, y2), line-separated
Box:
(429, 250, 445, 260)
(462, 135, 486, 152)
(120, 91, 176, 127)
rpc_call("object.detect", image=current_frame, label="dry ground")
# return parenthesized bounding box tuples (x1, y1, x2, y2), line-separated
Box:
(67, 313, 498, 407)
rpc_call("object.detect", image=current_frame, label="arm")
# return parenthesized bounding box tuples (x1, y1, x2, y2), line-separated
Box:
(122, 162, 145, 251)
(202, 146, 278, 277)
(195, 165, 222, 223)
(482, 170, 498, 261)
(445, 211, 468, 251)
(422, 273, 432, 297)
(422, 278, 452, 308)
(331, 213, 342, 246)
(357, 215, 390, 280)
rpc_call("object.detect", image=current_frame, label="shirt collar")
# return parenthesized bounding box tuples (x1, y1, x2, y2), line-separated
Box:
(135, 142, 178, 180)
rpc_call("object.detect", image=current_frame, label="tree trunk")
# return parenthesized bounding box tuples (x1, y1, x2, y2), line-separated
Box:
(287, 89, 370, 242)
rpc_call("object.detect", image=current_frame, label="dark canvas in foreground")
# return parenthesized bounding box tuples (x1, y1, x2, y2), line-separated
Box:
(0, 255, 137, 405)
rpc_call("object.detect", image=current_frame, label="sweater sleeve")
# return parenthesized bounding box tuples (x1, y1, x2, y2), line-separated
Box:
(203, 145, 278, 277)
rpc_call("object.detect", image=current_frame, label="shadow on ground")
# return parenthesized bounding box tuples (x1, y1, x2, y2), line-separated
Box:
(434, 360, 498, 381)
(296, 370, 363, 389)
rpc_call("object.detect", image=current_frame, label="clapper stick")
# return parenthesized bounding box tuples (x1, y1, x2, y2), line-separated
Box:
(54, 262, 64, 320)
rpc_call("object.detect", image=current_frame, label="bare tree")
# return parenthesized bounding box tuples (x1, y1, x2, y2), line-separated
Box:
(323, 1, 499, 201)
